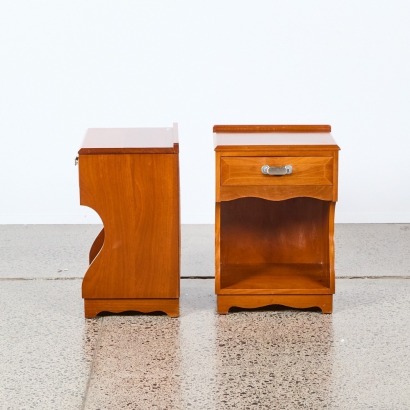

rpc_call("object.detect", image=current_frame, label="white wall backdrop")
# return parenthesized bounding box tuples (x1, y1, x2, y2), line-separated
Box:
(1, 1, 409, 224)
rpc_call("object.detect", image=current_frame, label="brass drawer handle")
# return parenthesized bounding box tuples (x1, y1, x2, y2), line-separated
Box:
(261, 165, 293, 176)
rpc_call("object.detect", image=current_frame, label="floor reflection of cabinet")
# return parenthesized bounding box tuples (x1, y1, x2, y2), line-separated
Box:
(214, 125, 340, 314)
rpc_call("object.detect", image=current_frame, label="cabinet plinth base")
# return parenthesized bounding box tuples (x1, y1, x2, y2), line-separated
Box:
(84, 298, 179, 318)
(217, 295, 332, 314)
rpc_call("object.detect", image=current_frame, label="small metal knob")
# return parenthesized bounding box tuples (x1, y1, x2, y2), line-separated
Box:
(261, 165, 292, 176)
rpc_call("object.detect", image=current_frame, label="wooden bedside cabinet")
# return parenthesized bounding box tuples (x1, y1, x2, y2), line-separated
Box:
(78, 124, 180, 318)
(214, 125, 340, 314)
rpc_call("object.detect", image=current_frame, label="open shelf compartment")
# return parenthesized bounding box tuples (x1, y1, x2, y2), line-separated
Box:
(219, 263, 330, 294)
(218, 197, 334, 295)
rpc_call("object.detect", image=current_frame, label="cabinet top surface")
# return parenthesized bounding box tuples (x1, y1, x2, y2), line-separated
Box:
(214, 132, 338, 149)
(213, 125, 339, 151)
(79, 125, 178, 154)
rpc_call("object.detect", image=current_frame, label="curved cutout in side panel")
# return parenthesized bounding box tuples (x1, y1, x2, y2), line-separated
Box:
(89, 228, 105, 264)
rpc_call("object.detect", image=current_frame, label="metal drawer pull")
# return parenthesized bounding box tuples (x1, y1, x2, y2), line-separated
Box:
(261, 165, 293, 176)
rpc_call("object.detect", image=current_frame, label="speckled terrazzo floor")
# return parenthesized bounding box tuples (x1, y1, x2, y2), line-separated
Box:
(1, 224, 410, 409)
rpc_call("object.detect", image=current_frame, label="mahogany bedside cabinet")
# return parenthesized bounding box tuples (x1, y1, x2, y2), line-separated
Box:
(214, 125, 340, 314)
(78, 124, 180, 318)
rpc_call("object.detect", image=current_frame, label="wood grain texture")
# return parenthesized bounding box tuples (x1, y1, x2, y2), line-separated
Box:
(217, 295, 333, 314)
(79, 150, 180, 317)
(215, 149, 338, 202)
(220, 198, 330, 267)
(214, 125, 338, 314)
(89, 228, 104, 264)
(213, 125, 331, 133)
(213, 128, 339, 151)
(79, 126, 179, 154)
(327, 202, 336, 294)
(215, 202, 222, 296)
(215, 143, 339, 152)
(219, 263, 330, 294)
(221, 156, 333, 186)
(84, 298, 179, 318)
(219, 185, 334, 202)
(79, 145, 178, 155)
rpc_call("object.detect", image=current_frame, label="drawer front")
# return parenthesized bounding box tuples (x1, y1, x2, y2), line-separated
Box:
(220, 157, 333, 187)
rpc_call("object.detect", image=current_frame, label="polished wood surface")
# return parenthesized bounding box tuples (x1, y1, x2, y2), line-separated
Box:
(219, 264, 330, 293)
(221, 156, 333, 186)
(220, 198, 330, 266)
(219, 185, 334, 202)
(214, 134, 338, 150)
(214, 124, 339, 314)
(89, 228, 104, 264)
(84, 298, 179, 318)
(213, 125, 331, 133)
(79, 124, 179, 154)
(216, 148, 339, 202)
(217, 295, 333, 314)
(220, 155, 335, 201)
(79, 127, 180, 317)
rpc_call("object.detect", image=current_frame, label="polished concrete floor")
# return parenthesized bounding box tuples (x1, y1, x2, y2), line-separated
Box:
(0, 224, 409, 409)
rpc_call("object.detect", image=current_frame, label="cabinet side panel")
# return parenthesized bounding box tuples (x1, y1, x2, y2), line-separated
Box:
(328, 202, 336, 293)
(333, 151, 339, 201)
(215, 152, 221, 202)
(215, 202, 221, 293)
(81, 153, 179, 299)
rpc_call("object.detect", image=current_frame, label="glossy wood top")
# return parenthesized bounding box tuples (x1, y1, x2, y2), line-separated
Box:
(214, 125, 339, 151)
(79, 123, 179, 154)
(213, 125, 331, 133)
